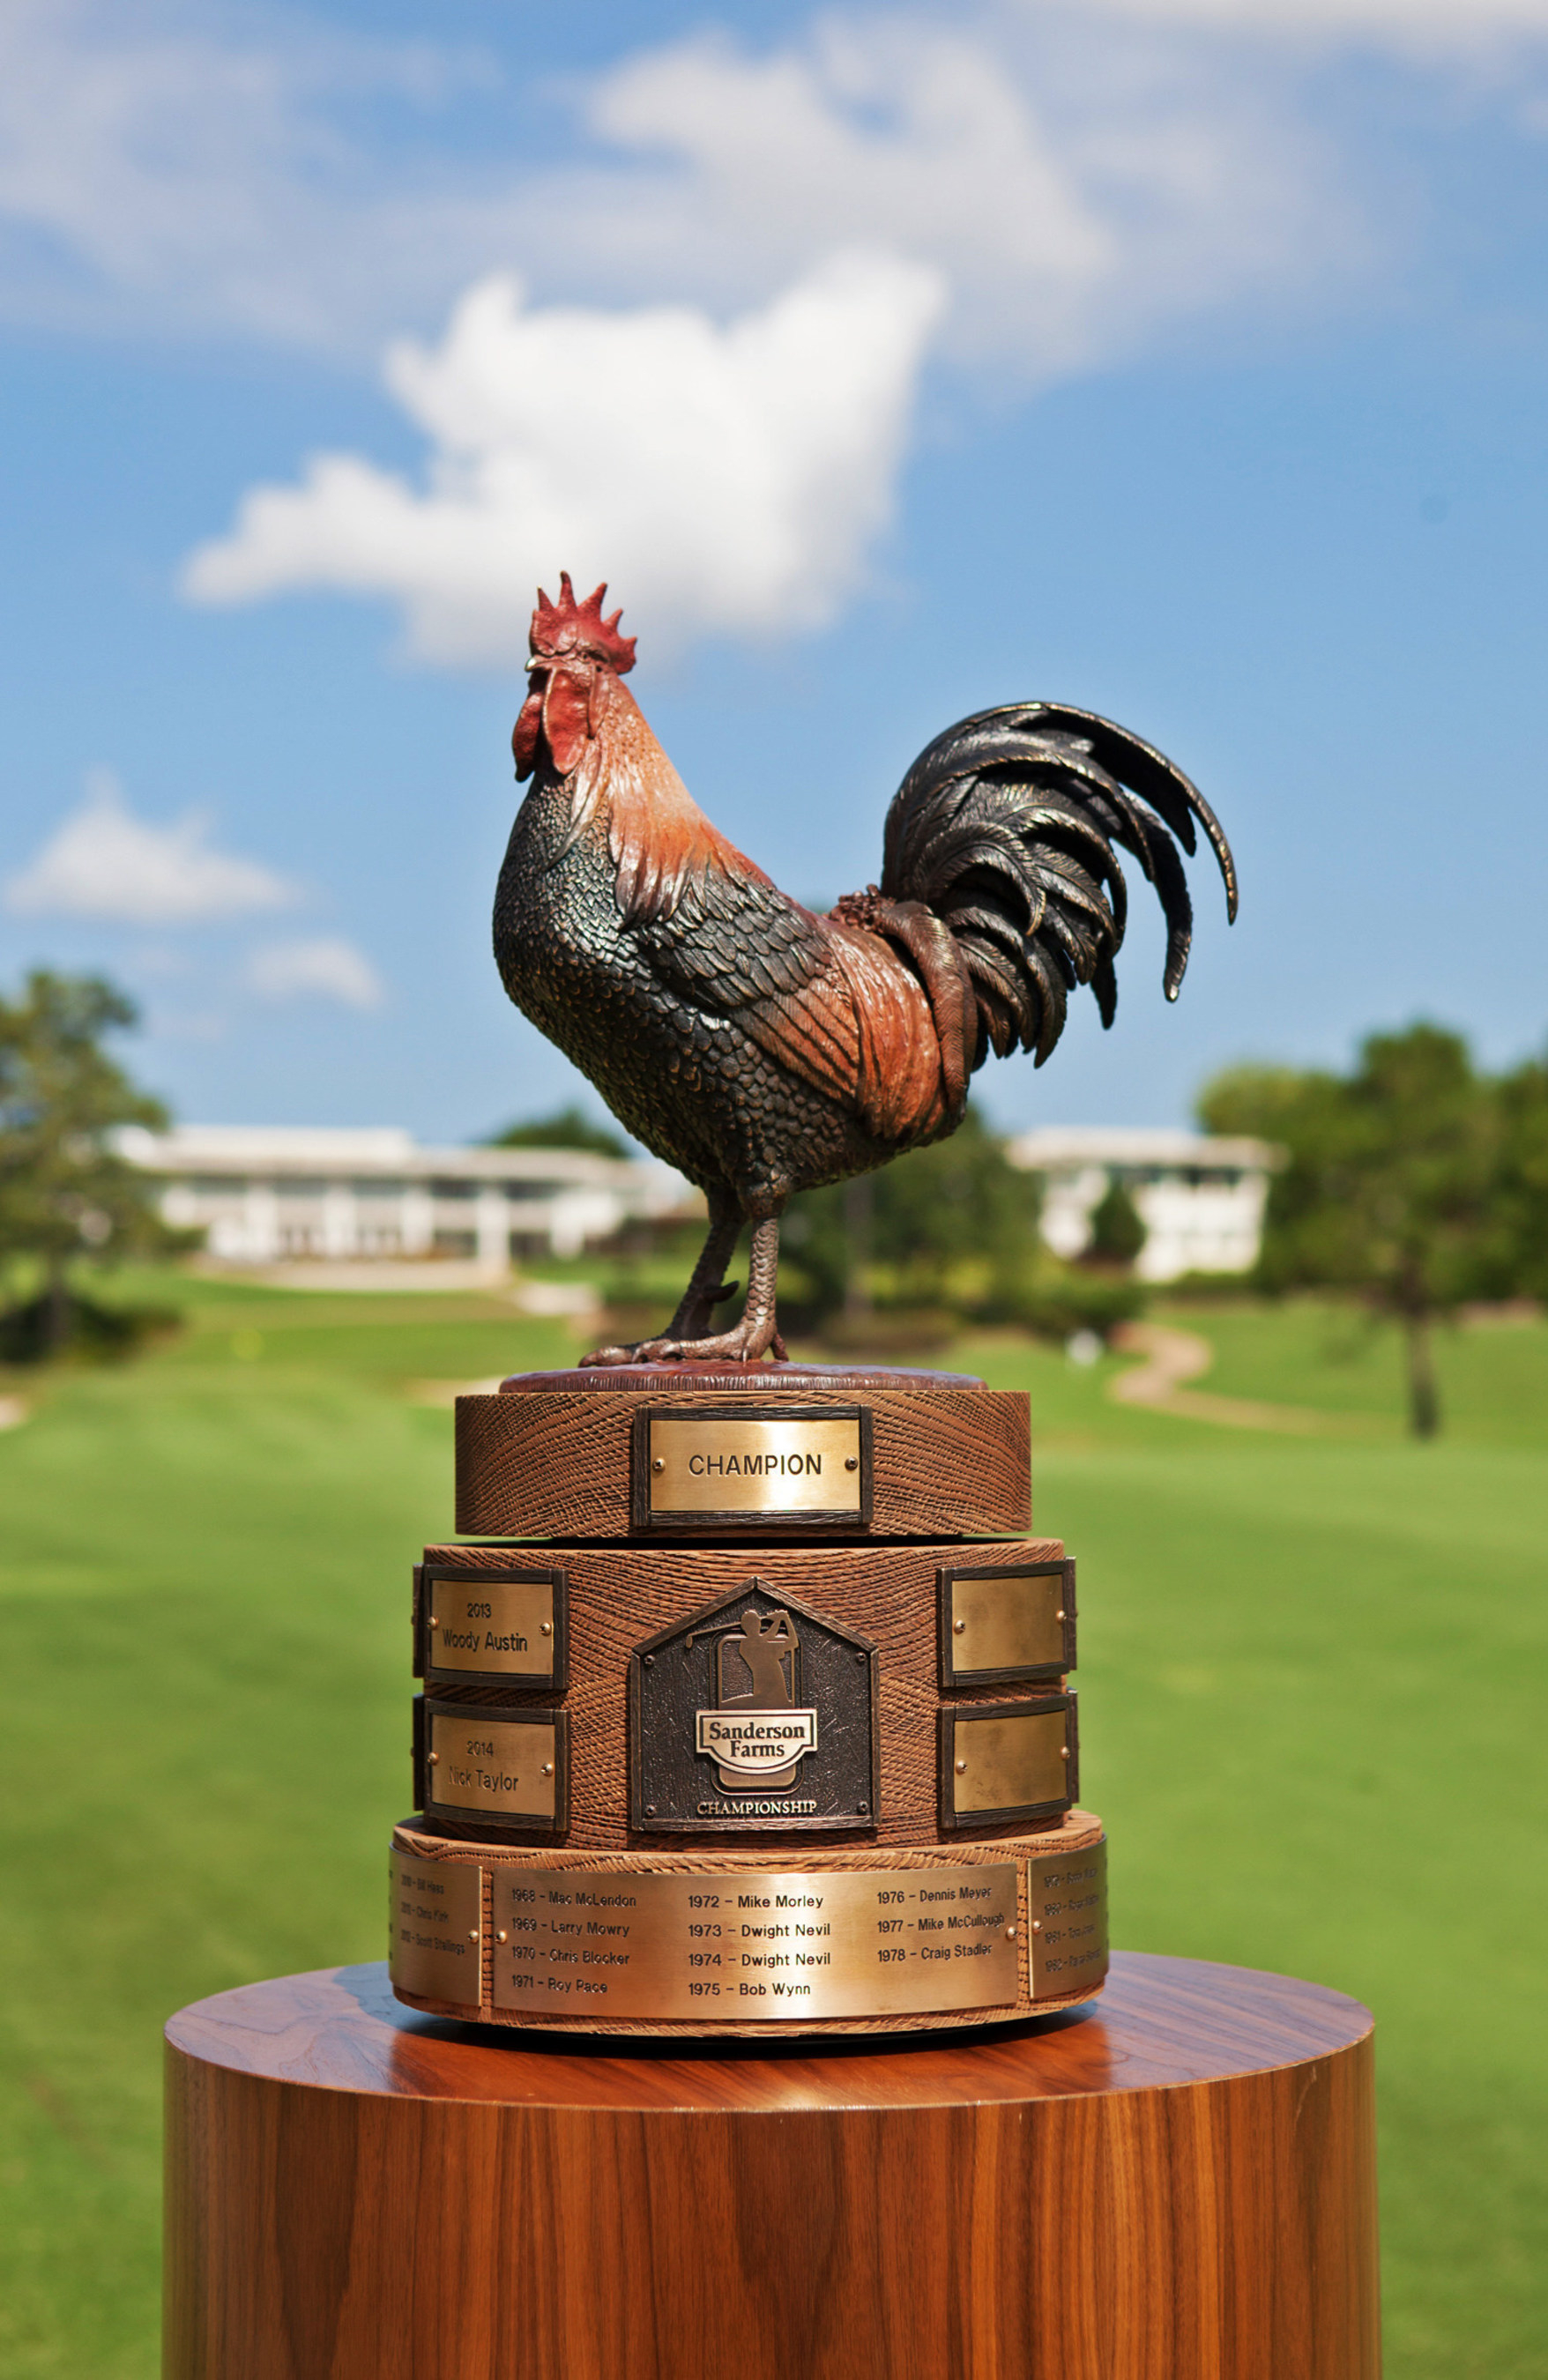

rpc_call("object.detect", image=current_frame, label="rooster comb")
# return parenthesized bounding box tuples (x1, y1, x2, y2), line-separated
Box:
(529, 574, 636, 673)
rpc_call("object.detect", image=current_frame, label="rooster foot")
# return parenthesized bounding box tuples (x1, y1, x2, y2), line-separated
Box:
(580, 1315, 789, 1369)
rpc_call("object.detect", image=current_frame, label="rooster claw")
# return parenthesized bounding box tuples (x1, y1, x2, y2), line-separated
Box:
(578, 1336, 690, 1368)
(579, 1320, 785, 1368)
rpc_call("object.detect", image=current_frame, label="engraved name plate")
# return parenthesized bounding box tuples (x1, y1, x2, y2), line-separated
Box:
(389, 1847, 483, 2006)
(939, 1695, 1078, 1829)
(422, 1568, 565, 1686)
(634, 1405, 870, 1529)
(1026, 1838, 1109, 1998)
(940, 1561, 1075, 1687)
(422, 1701, 567, 1833)
(492, 1863, 1018, 2020)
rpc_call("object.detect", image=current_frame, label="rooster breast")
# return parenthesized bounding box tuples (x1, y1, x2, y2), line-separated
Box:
(493, 775, 947, 1204)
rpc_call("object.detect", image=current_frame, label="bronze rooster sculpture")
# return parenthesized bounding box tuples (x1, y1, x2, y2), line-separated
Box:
(494, 576, 1237, 1365)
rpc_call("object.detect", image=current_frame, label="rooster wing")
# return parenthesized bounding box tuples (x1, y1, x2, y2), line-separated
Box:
(634, 859, 949, 1155)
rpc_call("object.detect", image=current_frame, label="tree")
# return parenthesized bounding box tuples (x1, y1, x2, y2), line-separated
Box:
(1198, 1025, 1500, 1437)
(487, 1104, 629, 1158)
(780, 1104, 1044, 1324)
(0, 971, 185, 1354)
(1483, 1054, 1548, 1301)
(1083, 1177, 1147, 1269)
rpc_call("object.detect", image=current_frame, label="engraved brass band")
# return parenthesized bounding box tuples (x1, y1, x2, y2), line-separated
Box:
(493, 1862, 1018, 2021)
(388, 1829, 1109, 2024)
(632, 1403, 873, 1530)
(389, 1847, 483, 2005)
(1026, 1837, 1108, 1997)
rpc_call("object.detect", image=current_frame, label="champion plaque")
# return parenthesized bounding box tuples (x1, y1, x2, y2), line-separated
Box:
(632, 1404, 872, 1530)
(629, 1580, 878, 1833)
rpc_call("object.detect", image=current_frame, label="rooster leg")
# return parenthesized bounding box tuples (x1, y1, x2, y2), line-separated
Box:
(664, 1195, 743, 1341)
(579, 1194, 741, 1366)
(581, 1211, 786, 1367)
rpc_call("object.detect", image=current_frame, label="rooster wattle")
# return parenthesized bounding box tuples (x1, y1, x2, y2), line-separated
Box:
(494, 576, 1238, 1365)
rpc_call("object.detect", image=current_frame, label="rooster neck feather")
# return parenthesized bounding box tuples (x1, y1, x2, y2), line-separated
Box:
(560, 676, 767, 930)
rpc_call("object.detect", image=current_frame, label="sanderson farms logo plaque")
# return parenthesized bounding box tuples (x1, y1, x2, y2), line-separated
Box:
(629, 1580, 878, 1834)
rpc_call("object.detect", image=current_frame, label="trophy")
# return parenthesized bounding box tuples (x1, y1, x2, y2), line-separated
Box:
(388, 575, 1236, 2037)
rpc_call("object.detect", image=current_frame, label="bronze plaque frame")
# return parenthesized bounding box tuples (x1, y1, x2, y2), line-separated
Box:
(628, 1580, 880, 1835)
(936, 1558, 1076, 1688)
(936, 1693, 1079, 1832)
(415, 1562, 569, 1690)
(414, 1695, 569, 1837)
(629, 1402, 874, 1533)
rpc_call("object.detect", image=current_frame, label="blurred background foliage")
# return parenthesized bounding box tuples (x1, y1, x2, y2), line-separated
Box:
(11, 985, 1548, 1441)
(1202, 1023, 1548, 1434)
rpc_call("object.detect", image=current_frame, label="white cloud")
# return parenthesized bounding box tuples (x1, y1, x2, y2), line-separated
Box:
(246, 937, 384, 1010)
(552, 23, 1351, 380)
(19, 4, 1544, 659)
(4, 770, 300, 924)
(0, 2, 1541, 360)
(181, 252, 945, 662)
(1075, 0, 1548, 47)
(0, 0, 513, 350)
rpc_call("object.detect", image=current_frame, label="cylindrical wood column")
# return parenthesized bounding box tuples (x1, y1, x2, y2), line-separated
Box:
(164, 1950, 1379, 2380)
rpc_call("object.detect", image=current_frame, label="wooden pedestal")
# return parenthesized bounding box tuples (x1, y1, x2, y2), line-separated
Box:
(164, 1951, 1380, 2380)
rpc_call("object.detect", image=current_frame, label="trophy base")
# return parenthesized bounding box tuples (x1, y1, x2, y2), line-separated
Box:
(166, 1954, 1381, 2380)
(389, 1810, 1108, 2037)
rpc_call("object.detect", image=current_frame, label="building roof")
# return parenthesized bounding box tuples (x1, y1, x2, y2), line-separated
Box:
(115, 1122, 692, 1201)
(1008, 1127, 1280, 1172)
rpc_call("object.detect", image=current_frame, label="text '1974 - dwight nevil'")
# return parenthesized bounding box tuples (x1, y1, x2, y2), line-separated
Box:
(493, 574, 1238, 1365)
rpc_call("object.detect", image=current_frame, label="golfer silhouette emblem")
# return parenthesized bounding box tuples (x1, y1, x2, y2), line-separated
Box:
(686, 1602, 817, 1792)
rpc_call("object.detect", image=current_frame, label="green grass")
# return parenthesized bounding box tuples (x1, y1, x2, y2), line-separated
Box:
(1157, 1292, 1548, 1443)
(1, 1279, 1544, 2376)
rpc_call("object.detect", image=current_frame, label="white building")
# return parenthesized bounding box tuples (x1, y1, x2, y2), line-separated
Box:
(1008, 1127, 1279, 1283)
(117, 1124, 696, 1271)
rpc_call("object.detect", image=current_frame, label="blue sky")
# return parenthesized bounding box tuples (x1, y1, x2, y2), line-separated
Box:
(3, 0, 1547, 1143)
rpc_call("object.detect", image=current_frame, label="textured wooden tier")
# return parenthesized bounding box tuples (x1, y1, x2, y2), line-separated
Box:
(416, 1535, 1067, 1848)
(391, 1813, 1105, 2036)
(164, 1952, 1381, 2380)
(455, 1365, 1030, 1541)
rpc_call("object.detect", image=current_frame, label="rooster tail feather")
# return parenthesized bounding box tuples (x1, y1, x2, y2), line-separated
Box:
(878, 702, 1235, 1067)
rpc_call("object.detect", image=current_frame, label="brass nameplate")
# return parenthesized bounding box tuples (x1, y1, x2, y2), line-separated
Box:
(492, 1863, 1018, 2021)
(941, 1562, 1074, 1686)
(941, 1696, 1076, 1826)
(636, 1406, 868, 1528)
(1027, 1839, 1108, 1998)
(429, 1709, 560, 1824)
(427, 1574, 560, 1682)
(389, 1848, 483, 2006)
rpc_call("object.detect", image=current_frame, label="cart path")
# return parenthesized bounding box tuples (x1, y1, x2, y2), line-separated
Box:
(1108, 1323, 1335, 1434)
